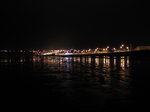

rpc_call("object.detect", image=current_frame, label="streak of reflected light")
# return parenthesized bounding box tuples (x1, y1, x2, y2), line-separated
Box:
(120, 56, 125, 70)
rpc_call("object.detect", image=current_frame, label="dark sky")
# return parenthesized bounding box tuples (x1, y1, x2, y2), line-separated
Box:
(0, 0, 150, 49)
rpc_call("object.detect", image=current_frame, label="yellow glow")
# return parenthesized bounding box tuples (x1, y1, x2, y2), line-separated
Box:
(95, 57, 99, 65)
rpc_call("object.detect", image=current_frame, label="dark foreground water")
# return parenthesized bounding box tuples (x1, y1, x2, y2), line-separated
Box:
(0, 56, 150, 111)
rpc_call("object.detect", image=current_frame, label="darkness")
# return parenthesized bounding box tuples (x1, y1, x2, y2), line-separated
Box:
(0, 0, 150, 49)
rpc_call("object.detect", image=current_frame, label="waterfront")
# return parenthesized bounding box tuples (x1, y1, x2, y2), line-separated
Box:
(0, 55, 150, 111)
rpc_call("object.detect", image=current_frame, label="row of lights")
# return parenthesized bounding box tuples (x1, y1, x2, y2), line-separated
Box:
(0, 44, 130, 55)
(41, 44, 131, 55)
(102, 44, 130, 52)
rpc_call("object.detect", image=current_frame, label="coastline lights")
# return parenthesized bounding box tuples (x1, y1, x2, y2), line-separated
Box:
(103, 48, 106, 51)
(88, 49, 91, 52)
(95, 48, 99, 51)
(37, 44, 132, 56)
(126, 47, 129, 51)
(120, 44, 124, 49)
(64, 53, 73, 55)
(113, 48, 116, 50)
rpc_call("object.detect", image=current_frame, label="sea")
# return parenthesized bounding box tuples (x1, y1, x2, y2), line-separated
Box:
(0, 55, 150, 112)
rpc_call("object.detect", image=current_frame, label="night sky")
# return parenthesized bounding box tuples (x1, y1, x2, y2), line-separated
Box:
(0, 0, 150, 49)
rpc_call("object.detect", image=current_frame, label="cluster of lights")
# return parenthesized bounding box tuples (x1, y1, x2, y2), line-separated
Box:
(0, 44, 131, 56)
(39, 44, 130, 55)
(119, 44, 130, 51)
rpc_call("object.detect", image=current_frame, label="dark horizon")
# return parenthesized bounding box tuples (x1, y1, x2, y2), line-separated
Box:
(0, 0, 150, 50)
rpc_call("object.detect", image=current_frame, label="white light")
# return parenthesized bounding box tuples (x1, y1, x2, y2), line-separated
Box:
(65, 53, 73, 55)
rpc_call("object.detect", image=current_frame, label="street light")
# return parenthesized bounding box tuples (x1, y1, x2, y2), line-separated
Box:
(113, 48, 116, 50)
(121, 44, 124, 47)
(126, 47, 129, 51)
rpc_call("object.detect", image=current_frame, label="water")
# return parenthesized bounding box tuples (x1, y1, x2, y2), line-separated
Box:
(0, 56, 150, 111)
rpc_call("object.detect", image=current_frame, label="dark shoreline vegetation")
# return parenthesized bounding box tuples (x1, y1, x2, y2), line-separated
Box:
(0, 51, 150, 112)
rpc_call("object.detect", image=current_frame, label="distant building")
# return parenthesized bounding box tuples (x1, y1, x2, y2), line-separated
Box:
(134, 46, 150, 51)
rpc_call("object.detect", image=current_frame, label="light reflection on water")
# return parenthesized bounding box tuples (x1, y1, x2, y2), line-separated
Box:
(0, 55, 133, 110)
(0, 56, 130, 92)
(0, 56, 130, 74)
(0, 55, 150, 111)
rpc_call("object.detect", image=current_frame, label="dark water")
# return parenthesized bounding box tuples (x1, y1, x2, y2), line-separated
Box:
(0, 56, 150, 111)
